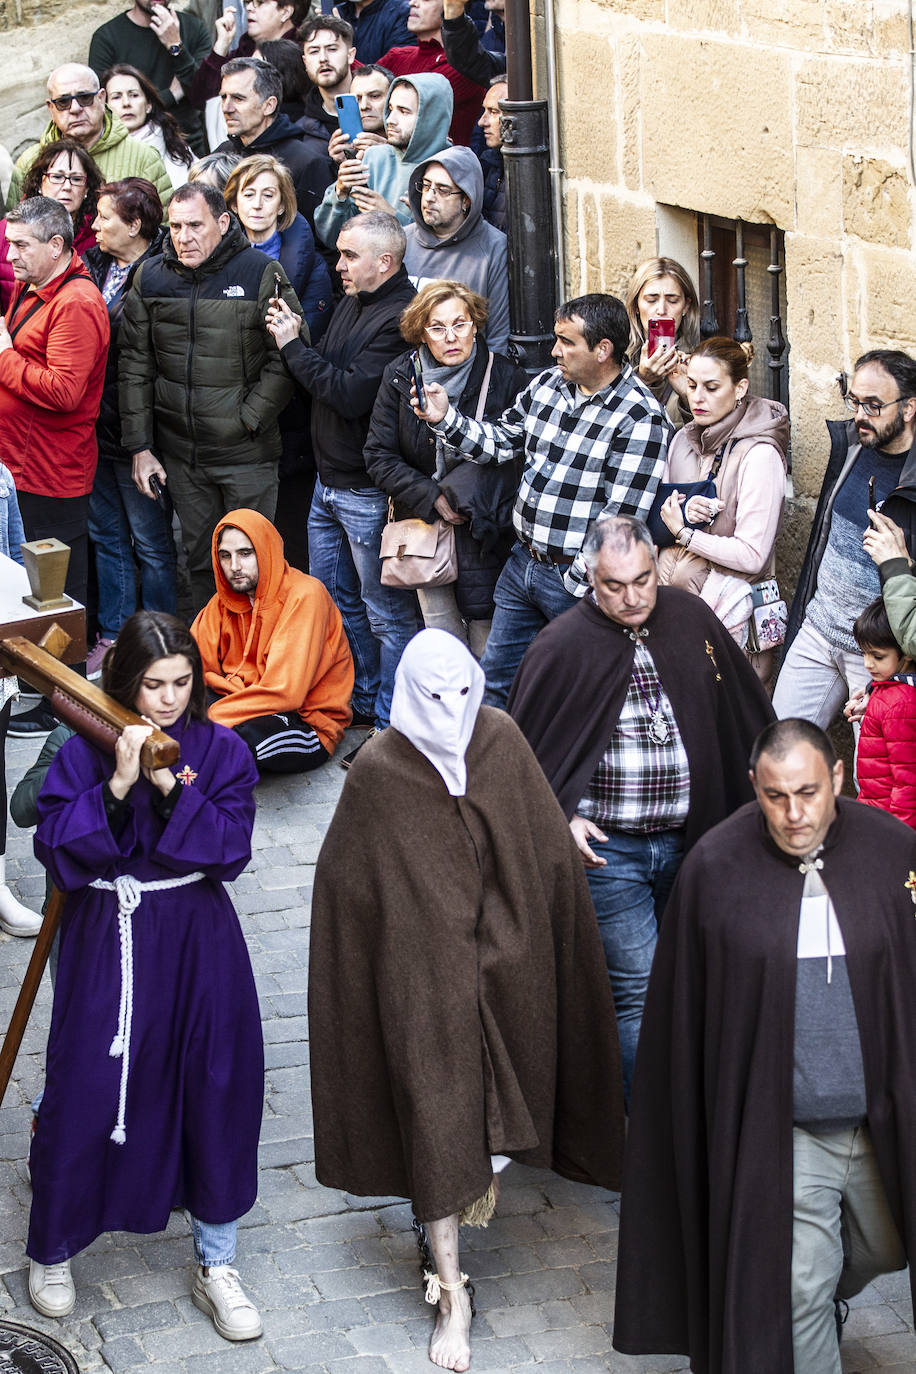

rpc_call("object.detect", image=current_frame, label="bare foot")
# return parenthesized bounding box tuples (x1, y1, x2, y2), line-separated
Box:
(429, 1285, 472, 1371)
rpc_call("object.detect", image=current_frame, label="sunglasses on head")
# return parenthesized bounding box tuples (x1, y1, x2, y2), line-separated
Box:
(48, 90, 100, 111)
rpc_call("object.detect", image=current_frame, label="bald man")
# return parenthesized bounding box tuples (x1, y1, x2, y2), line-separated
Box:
(6, 63, 172, 211)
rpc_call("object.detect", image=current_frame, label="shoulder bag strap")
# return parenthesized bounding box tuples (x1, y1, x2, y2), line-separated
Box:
(474, 351, 496, 421)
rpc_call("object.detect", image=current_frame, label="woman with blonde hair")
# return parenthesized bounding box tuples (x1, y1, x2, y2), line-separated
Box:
(364, 279, 527, 657)
(625, 256, 700, 428)
(656, 335, 789, 677)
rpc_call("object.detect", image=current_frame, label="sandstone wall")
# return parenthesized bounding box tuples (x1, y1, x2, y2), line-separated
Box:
(546, 0, 916, 508)
(0, 0, 146, 159)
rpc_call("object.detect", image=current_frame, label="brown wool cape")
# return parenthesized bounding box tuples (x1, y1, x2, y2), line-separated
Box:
(613, 798, 916, 1374)
(308, 707, 625, 1221)
(507, 586, 775, 833)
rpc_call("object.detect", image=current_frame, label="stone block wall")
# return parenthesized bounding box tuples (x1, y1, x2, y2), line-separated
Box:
(546, 0, 916, 507)
(0, 0, 139, 159)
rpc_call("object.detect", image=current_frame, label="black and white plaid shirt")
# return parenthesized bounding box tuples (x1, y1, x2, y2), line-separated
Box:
(433, 362, 670, 594)
(577, 641, 690, 833)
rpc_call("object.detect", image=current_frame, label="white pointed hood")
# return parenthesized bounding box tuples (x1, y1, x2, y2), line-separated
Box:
(389, 629, 485, 797)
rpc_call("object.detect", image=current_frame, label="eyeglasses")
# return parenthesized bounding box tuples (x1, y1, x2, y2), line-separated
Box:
(414, 179, 463, 198)
(48, 90, 100, 111)
(425, 319, 473, 340)
(43, 171, 88, 186)
(842, 393, 911, 418)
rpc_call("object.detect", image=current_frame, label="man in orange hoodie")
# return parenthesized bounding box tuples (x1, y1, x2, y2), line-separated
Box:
(192, 508, 354, 771)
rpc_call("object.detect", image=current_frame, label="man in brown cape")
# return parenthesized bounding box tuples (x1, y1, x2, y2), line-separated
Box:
(309, 628, 624, 1373)
(614, 718, 916, 1374)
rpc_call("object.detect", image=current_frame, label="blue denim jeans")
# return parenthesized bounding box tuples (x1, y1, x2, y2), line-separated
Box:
(585, 827, 685, 1105)
(190, 1215, 238, 1267)
(479, 542, 579, 708)
(88, 458, 177, 639)
(308, 480, 420, 727)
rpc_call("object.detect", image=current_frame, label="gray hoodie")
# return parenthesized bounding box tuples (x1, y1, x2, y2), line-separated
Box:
(403, 145, 510, 353)
(314, 73, 453, 248)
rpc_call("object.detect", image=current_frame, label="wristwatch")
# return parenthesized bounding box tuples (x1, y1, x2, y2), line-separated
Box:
(168, 41, 183, 55)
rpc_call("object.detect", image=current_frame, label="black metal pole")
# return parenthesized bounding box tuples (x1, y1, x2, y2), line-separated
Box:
(733, 220, 751, 344)
(500, 0, 558, 375)
(767, 228, 787, 405)
(500, 102, 558, 375)
(700, 214, 719, 338)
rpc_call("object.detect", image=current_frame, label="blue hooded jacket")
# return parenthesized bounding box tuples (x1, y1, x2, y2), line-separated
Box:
(314, 72, 453, 248)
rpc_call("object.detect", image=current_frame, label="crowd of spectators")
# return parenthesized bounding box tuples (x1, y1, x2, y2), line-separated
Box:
(3, 7, 916, 1372)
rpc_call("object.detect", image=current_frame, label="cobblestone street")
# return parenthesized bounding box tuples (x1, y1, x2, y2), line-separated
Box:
(2, 725, 915, 1374)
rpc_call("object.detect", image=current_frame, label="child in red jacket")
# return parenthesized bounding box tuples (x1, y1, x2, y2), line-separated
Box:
(854, 597, 916, 828)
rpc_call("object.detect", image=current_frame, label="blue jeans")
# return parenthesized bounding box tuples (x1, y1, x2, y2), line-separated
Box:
(480, 543, 579, 707)
(190, 1215, 238, 1267)
(308, 480, 420, 727)
(585, 827, 685, 1105)
(88, 458, 177, 638)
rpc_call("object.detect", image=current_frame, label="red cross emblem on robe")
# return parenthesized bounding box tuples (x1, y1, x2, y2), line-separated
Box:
(176, 765, 198, 786)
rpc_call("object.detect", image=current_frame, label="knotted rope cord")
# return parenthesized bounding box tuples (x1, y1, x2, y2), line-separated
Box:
(90, 871, 205, 1143)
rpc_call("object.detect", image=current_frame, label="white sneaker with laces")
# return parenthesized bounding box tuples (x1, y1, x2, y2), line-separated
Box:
(192, 1265, 262, 1341)
(29, 1259, 75, 1317)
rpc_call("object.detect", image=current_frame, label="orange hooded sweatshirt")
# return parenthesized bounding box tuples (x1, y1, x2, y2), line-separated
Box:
(192, 509, 354, 752)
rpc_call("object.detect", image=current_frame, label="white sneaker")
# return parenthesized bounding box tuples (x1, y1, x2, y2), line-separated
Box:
(192, 1265, 262, 1341)
(0, 885, 43, 938)
(29, 1259, 75, 1317)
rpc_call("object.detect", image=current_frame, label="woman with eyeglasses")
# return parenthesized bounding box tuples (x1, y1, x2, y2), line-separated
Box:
(102, 65, 194, 191)
(363, 280, 527, 658)
(1, 141, 102, 309)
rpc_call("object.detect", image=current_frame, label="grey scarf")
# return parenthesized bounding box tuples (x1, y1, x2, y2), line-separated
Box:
(420, 341, 479, 478)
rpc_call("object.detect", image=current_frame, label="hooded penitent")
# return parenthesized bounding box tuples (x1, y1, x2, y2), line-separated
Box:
(191, 508, 354, 752)
(308, 634, 626, 1221)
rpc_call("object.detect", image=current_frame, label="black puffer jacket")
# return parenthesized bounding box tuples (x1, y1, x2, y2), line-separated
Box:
(119, 219, 304, 467)
(364, 341, 526, 620)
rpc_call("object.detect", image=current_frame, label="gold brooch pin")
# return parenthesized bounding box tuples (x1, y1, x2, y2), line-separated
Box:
(905, 871, 916, 906)
(705, 639, 722, 682)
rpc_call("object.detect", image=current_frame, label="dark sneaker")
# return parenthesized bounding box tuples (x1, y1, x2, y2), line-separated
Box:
(349, 708, 377, 729)
(340, 728, 377, 770)
(8, 703, 57, 737)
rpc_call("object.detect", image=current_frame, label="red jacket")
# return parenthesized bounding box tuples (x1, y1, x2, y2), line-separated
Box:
(0, 252, 109, 499)
(857, 676, 916, 828)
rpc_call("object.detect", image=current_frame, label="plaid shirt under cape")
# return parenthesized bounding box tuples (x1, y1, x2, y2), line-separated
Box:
(578, 640, 691, 833)
(435, 362, 669, 594)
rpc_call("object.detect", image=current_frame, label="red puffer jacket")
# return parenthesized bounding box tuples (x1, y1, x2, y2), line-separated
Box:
(857, 676, 916, 828)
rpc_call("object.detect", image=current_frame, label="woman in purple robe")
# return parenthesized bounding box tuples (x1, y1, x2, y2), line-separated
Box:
(27, 611, 264, 1342)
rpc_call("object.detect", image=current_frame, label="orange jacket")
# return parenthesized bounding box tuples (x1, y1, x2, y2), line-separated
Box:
(192, 509, 353, 752)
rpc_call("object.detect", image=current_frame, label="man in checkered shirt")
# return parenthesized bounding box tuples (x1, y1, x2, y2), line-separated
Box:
(507, 516, 774, 1103)
(417, 292, 670, 705)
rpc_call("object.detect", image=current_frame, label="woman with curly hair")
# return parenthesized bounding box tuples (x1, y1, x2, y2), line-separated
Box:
(1, 141, 102, 306)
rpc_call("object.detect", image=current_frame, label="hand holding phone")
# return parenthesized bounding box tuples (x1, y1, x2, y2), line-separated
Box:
(648, 317, 676, 357)
(868, 475, 877, 511)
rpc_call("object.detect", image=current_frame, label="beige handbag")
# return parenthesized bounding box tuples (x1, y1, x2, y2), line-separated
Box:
(379, 502, 458, 588)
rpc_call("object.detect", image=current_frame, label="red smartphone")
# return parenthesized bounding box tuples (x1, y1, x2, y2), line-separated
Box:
(648, 317, 676, 356)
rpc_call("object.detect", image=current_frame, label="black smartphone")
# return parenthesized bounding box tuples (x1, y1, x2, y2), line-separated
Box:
(868, 475, 877, 511)
(273, 271, 282, 304)
(409, 350, 426, 410)
(149, 472, 170, 515)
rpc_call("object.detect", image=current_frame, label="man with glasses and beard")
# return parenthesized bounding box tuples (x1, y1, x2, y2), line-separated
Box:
(6, 64, 172, 210)
(774, 350, 916, 732)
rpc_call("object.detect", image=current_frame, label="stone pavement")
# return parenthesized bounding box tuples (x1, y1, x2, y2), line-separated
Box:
(2, 724, 915, 1374)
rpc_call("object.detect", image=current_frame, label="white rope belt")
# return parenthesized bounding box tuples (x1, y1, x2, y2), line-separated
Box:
(90, 871, 206, 1144)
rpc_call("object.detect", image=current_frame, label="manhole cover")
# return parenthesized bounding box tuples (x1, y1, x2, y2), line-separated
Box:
(0, 1321, 80, 1373)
